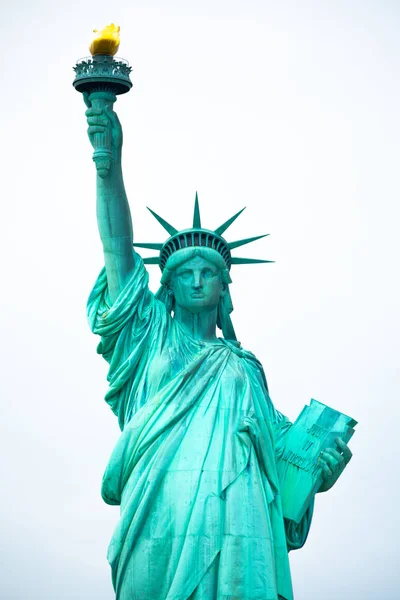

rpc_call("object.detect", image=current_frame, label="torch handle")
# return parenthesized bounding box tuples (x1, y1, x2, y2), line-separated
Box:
(88, 90, 117, 179)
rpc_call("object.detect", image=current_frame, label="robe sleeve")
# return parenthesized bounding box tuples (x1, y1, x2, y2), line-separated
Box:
(284, 499, 314, 551)
(87, 255, 169, 425)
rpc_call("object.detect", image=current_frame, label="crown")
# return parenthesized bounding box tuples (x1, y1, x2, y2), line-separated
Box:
(133, 193, 273, 271)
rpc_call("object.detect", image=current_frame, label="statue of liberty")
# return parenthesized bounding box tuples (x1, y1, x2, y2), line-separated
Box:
(83, 92, 353, 600)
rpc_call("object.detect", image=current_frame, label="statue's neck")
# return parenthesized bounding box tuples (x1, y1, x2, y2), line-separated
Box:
(173, 305, 218, 342)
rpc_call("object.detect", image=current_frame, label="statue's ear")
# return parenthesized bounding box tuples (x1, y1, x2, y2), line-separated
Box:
(220, 282, 227, 297)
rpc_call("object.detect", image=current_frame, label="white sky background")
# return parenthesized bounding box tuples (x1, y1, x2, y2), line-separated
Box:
(1, 0, 399, 598)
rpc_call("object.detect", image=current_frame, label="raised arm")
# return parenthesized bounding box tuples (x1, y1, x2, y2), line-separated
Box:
(85, 93, 135, 303)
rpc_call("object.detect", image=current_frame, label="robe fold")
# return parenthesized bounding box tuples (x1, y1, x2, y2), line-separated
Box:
(87, 257, 313, 600)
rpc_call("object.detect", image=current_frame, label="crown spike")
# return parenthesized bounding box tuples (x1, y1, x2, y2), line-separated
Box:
(133, 242, 164, 250)
(143, 256, 161, 265)
(231, 258, 274, 265)
(214, 207, 246, 236)
(147, 207, 178, 236)
(228, 234, 269, 250)
(193, 192, 201, 228)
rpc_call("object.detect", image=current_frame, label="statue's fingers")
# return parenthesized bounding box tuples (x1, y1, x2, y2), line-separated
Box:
(85, 107, 103, 117)
(88, 125, 106, 135)
(87, 116, 108, 126)
(320, 459, 333, 479)
(104, 104, 122, 130)
(336, 438, 353, 464)
(320, 451, 339, 473)
(325, 448, 346, 471)
(83, 92, 92, 108)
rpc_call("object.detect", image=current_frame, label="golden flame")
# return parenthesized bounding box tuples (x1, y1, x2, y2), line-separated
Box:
(89, 24, 120, 56)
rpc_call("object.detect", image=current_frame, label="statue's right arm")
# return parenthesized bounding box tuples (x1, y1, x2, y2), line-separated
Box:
(86, 97, 135, 304)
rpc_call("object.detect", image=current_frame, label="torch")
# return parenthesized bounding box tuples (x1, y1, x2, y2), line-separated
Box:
(73, 24, 132, 178)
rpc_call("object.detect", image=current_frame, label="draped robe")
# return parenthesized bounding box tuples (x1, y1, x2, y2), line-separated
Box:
(87, 257, 314, 600)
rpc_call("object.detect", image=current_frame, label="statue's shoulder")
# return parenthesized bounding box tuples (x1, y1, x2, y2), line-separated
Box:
(220, 338, 269, 388)
(220, 338, 260, 363)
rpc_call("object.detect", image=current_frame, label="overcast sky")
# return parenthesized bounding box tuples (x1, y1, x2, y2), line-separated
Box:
(1, 1, 399, 598)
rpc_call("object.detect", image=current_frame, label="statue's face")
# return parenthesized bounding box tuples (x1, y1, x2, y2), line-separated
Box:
(171, 256, 226, 314)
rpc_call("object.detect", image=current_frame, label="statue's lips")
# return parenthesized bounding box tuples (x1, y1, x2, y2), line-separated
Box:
(191, 293, 205, 298)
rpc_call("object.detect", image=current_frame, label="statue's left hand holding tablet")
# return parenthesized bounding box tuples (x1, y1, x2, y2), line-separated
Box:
(317, 437, 353, 493)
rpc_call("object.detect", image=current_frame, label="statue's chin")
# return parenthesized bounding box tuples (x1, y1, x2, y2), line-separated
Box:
(176, 299, 218, 315)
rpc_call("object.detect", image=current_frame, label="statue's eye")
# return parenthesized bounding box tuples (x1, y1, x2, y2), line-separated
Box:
(178, 270, 192, 280)
(202, 269, 215, 279)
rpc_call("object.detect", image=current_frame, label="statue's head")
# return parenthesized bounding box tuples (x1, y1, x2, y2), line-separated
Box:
(156, 246, 236, 339)
(160, 247, 231, 314)
(135, 194, 272, 340)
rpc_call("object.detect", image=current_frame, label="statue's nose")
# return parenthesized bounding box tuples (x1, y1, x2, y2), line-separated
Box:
(193, 272, 203, 288)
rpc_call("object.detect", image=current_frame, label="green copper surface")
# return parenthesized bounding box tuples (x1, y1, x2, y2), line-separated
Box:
(73, 53, 132, 179)
(88, 258, 314, 600)
(228, 234, 269, 250)
(135, 195, 271, 270)
(214, 206, 246, 235)
(73, 54, 132, 95)
(146, 206, 179, 236)
(80, 64, 355, 600)
(277, 399, 357, 523)
(193, 192, 202, 228)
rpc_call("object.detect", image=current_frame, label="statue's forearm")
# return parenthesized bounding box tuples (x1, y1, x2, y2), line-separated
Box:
(96, 162, 135, 303)
(96, 162, 132, 246)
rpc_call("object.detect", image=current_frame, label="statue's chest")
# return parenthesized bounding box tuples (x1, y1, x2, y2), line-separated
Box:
(150, 346, 188, 379)
(142, 335, 254, 412)
(144, 342, 198, 394)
